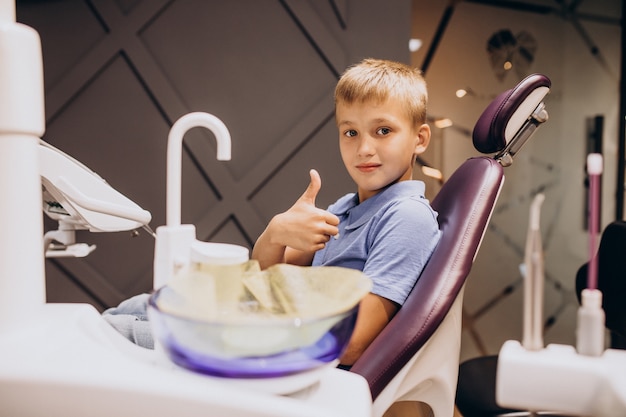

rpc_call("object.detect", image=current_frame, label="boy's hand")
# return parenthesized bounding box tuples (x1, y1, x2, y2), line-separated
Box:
(271, 169, 340, 253)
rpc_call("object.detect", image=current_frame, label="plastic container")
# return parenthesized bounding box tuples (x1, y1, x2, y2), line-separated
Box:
(147, 264, 371, 378)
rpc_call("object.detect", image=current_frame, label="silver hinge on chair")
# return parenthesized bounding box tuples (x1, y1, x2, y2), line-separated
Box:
(496, 102, 549, 167)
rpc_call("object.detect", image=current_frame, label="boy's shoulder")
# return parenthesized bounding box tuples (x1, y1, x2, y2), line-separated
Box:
(327, 192, 359, 215)
(374, 182, 439, 227)
(376, 181, 431, 211)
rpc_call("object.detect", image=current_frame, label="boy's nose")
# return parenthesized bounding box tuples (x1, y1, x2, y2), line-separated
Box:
(356, 136, 375, 156)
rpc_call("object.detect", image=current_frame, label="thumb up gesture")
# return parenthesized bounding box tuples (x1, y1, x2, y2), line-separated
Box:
(272, 169, 340, 253)
(297, 168, 325, 208)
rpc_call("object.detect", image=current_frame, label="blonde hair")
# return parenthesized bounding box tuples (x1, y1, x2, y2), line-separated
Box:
(334, 58, 428, 126)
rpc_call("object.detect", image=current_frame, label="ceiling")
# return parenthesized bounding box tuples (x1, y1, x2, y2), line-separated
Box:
(420, 0, 622, 77)
(465, 0, 621, 25)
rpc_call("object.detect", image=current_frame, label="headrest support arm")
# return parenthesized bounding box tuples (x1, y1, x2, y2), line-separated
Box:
(495, 101, 549, 167)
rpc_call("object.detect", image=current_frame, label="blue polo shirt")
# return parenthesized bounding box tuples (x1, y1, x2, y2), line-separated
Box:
(312, 180, 441, 305)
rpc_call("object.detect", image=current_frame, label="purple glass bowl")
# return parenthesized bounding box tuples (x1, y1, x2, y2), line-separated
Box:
(147, 286, 359, 378)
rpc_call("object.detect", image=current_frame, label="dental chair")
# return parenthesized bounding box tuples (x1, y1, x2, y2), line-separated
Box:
(350, 73, 552, 417)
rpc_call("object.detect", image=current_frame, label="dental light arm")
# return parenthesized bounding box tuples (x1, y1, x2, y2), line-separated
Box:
(40, 140, 153, 257)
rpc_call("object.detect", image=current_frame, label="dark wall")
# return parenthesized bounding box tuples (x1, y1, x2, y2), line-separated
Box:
(16, 0, 412, 310)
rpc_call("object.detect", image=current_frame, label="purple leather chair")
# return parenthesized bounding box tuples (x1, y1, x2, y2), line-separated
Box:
(350, 73, 552, 417)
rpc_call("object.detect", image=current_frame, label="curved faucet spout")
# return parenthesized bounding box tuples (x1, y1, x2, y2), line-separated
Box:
(166, 112, 231, 227)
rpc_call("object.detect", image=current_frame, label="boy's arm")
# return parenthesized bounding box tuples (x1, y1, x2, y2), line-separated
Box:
(339, 201, 440, 366)
(339, 293, 398, 366)
(252, 169, 339, 270)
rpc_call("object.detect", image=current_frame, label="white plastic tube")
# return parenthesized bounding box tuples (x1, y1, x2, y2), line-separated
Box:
(576, 153, 605, 356)
(577, 288, 605, 356)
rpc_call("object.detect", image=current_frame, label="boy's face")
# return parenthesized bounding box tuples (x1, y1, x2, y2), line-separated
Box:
(336, 98, 430, 202)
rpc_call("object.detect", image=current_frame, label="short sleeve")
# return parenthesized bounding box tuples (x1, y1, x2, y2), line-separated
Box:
(362, 197, 440, 305)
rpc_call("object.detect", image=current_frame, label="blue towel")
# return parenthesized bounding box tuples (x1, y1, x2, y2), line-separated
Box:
(102, 293, 154, 349)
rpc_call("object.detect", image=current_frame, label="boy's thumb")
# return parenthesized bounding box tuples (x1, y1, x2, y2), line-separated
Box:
(299, 169, 322, 205)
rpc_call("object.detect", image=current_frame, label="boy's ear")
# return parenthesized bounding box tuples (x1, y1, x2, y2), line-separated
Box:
(414, 123, 431, 154)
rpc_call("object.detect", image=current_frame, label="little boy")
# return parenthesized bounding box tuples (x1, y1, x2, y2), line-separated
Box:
(252, 58, 441, 367)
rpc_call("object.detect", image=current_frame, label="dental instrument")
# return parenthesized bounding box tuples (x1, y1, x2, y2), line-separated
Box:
(523, 193, 545, 352)
(40, 139, 154, 257)
(496, 154, 626, 416)
(576, 153, 606, 358)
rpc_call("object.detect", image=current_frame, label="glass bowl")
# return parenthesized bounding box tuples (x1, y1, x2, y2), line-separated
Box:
(148, 264, 371, 378)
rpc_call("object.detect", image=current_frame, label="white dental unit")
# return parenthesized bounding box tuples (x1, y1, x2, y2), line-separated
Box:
(496, 155, 626, 416)
(0, 1, 371, 415)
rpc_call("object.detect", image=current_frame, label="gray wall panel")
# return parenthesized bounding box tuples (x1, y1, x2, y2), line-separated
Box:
(16, 0, 412, 309)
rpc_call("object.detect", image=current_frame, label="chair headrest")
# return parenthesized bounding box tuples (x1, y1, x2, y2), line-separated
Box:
(472, 74, 551, 159)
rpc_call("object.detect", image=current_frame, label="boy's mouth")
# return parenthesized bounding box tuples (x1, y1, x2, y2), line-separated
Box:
(356, 163, 381, 173)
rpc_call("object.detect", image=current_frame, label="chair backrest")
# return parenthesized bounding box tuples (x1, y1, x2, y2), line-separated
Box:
(351, 156, 504, 399)
(350, 73, 552, 402)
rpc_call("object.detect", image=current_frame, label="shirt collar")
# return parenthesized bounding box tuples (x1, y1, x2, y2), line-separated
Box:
(329, 181, 426, 230)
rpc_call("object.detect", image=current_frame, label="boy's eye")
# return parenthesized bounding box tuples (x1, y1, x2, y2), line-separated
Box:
(376, 127, 392, 135)
(344, 129, 357, 137)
